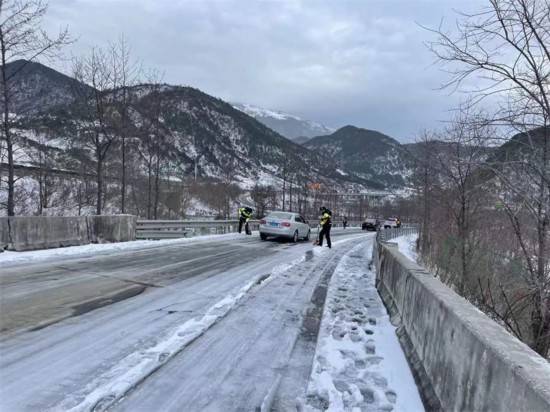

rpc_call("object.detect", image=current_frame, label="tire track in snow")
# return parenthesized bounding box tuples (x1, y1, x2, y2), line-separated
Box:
(50, 256, 306, 412)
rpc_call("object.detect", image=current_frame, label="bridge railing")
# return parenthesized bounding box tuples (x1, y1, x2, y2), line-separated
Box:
(136, 219, 261, 239)
(376, 225, 419, 242)
(137, 219, 365, 240)
(373, 226, 550, 411)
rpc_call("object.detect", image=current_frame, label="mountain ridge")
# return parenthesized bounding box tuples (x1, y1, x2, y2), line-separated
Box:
(232, 102, 334, 142)
(4, 60, 377, 192)
(305, 126, 411, 189)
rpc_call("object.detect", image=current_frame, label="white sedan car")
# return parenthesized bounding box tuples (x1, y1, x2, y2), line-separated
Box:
(383, 217, 401, 229)
(259, 211, 311, 242)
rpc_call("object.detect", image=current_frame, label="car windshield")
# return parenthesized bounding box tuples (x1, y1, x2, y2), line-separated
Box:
(267, 212, 293, 220)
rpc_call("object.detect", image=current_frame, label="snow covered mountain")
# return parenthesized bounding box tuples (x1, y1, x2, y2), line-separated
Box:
(305, 126, 414, 189)
(232, 103, 334, 142)
(1, 59, 93, 114)
(4, 60, 372, 193)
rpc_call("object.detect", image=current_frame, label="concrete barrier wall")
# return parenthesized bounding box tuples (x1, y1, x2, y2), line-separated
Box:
(0, 217, 9, 252)
(88, 215, 136, 243)
(0, 215, 137, 251)
(374, 240, 550, 412)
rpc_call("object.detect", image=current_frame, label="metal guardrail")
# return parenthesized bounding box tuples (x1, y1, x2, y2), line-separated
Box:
(376, 225, 419, 242)
(136, 219, 261, 240)
(136, 219, 365, 240)
(373, 225, 419, 281)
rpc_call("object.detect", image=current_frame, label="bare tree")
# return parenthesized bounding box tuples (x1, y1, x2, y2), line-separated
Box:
(110, 34, 140, 213)
(27, 131, 54, 214)
(72, 47, 117, 215)
(408, 130, 438, 257)
(135, 72, 168, 219)
(251, 183, 276, 218)
(0, 0, 69, 215)
(428, 0, 550, 356)
(435, 115, 492, 296)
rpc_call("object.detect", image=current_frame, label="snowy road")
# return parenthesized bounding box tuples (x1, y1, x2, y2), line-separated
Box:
(0, 229, 358, 336)
(0, 229, 394, 411)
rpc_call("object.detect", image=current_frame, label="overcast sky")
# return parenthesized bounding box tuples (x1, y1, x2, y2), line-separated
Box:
(44, 0, 486, 142)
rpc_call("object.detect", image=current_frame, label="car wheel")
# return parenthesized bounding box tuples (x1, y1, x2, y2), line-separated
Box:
(305, 230, 310, 241)
(260, 233, 267, 240)
(292, 230, 299, 243)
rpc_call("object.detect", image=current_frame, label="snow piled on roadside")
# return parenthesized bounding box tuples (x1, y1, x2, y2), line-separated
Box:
(0, 232, 257, 267)
(393, 234, 419, 263)
(305, 241, 424, 412)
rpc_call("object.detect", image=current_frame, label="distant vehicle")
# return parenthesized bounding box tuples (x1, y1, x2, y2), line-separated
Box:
(259, 211, 311, 242)
(362, 218, 380, 231)
(383, 217, 401, 229)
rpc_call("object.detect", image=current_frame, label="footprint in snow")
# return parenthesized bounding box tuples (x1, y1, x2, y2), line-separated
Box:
(343, 364, 359, 378)
(331, 328, 346, 340)
(358, 386, 375, 404)
(365, 340, 376, 354)
(367, 372, 388, 388)
(333, 380, 350, 393)
(349, 330, 362, 342)
(306, 394, 330, 410)
(386, 390, 397, 404)
(355, 359, 367, 369)
(365, 356, 384, 366)
(332, 306, 345, 314)
(339, 349, 359, 359)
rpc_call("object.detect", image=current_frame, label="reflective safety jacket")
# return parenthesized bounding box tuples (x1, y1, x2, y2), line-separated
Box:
(239, 207, 252, 221)
(320, 211, 332, 227)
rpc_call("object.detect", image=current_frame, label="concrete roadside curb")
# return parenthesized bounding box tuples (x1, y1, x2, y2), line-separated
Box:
(374, 239, 550, 412)
(0, 215, 136, 251)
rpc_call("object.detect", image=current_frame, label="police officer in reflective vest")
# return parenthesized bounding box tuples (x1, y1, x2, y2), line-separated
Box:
(318, 206, 332, 248)
(238, 206, 253, 235)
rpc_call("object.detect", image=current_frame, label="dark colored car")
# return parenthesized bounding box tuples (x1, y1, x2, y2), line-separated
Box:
(362, 218, 380, 231)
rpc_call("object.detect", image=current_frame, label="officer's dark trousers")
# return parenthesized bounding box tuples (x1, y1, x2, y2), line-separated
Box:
(239, 218, 250, 235)
(319, 224, 331, 248)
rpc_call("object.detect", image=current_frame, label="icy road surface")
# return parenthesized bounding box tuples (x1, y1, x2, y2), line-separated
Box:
(0, 229, 423, 411)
